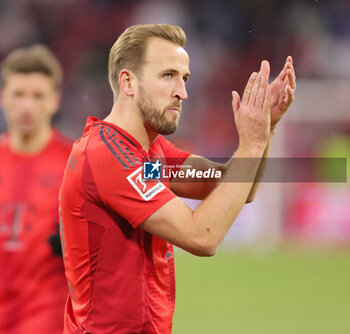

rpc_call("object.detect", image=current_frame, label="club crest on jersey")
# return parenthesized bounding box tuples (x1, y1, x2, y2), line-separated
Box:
(127, 164, 166, 201)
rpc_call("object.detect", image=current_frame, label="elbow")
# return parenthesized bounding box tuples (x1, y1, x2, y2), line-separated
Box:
(188, 238, 218, 257)
(246, 195, 255, 204)
(200, 245, 218, 257)
(182, 220, 220, 257)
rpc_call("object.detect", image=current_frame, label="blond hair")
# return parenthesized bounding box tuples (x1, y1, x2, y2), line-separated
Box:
(108, 24, 186, 101)
(0, 44, 63, 89)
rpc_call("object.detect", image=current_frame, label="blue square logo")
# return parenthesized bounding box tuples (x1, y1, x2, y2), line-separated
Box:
(143, 160, 161, 179)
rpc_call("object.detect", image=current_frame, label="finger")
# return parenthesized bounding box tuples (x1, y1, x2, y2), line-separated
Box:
(281, 75, 289, 99)
(231, 91, 241, 114)
(255, 73, 267, 109)
(248, 71, 263, 106)
(283, 85, 294, 106)
(262, 86, 272, 118)
(277, 58, 293, 82)
(287, 68, 296, 90)
(260, 60, 270, 82)
(242, 72, 257, 105)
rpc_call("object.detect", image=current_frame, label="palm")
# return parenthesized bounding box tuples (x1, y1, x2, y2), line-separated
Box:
(270, 76, 289, 125)
(260, 56, 296, 127)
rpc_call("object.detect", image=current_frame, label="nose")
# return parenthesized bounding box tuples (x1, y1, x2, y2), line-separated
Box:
(22, 96, 35, 108)
(18, 96, 36, 114)
(173, 79, 188, 101)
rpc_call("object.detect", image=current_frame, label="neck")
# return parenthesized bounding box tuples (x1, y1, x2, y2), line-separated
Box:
(9, 126, 53, 155)
(104, 100, 157, 152)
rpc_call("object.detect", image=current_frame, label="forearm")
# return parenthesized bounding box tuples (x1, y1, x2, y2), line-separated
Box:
(182, 128, 275, 201)
(246, 126, 275, 202)
(191, 146, 265, 253)
(170, 155, 226, 200)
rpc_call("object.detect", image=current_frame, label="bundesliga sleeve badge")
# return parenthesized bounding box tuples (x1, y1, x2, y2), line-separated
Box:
(127, 160, 166, 201)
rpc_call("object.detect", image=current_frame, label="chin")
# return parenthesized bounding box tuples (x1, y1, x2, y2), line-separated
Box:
(158, 128, 176, 135)
(17, 126, 37, 137)
(157, 122, 179, 135)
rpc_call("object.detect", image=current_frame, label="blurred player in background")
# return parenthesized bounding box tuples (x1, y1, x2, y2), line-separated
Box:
(60, 24, 295, 333)
(0, 45, 71, 333)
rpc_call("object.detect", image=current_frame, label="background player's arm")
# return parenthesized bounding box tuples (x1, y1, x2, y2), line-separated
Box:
(141, 71, 271, 256)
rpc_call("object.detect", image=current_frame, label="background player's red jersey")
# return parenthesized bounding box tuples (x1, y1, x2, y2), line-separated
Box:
(0, 130, 72, 334)
(59, 117, 190, 334)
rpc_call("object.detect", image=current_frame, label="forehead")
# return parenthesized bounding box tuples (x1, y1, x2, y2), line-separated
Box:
(143, 37, 190, 73)
(4, 72, 55, 91)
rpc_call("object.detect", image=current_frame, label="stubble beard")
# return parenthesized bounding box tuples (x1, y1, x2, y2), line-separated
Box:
(137, 84, 181, 135)
(11, 116, 39, 139)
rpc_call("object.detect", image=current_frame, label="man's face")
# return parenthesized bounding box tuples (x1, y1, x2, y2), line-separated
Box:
(136, 37, 190, 135)
(0, 72, 60, 137)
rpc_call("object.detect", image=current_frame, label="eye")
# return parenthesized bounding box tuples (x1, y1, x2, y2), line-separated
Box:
(164, 73, 173, 79)
(34, 92, 44, 100)
(13, 91, 24, 98)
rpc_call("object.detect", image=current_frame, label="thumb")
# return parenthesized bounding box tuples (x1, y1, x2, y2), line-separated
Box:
(231, 91, 240, 114)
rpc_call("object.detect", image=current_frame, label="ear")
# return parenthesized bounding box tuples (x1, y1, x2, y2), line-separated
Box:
(118, 69, 136, 97)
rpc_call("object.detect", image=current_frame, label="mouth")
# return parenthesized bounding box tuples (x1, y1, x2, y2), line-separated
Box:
(167, 105, 181, 114)
(166, 109, 181, 119)
(19, 117, 34, 126)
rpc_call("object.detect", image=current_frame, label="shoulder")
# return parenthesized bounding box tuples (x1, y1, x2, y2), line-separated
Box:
(41, 129, 73, 167)
(0, 132, 9, 148)
(0, 133, 9, 154)
(86, 122, 144, 172)
(51, 129, 73, 153)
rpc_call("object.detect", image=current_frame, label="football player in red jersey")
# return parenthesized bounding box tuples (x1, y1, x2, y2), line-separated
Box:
(0, 45, 72, 333)
(60, 24, 295, 333)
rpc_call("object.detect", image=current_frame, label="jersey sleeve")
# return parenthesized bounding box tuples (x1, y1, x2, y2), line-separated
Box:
(87, 139, 176, 229)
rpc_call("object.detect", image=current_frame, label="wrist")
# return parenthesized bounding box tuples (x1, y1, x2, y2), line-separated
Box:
(235, 145, 266, 158)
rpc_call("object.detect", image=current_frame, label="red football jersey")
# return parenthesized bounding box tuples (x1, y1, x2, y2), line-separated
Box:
(59, 117, 190, 334)
(0, 130, 72, 334)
